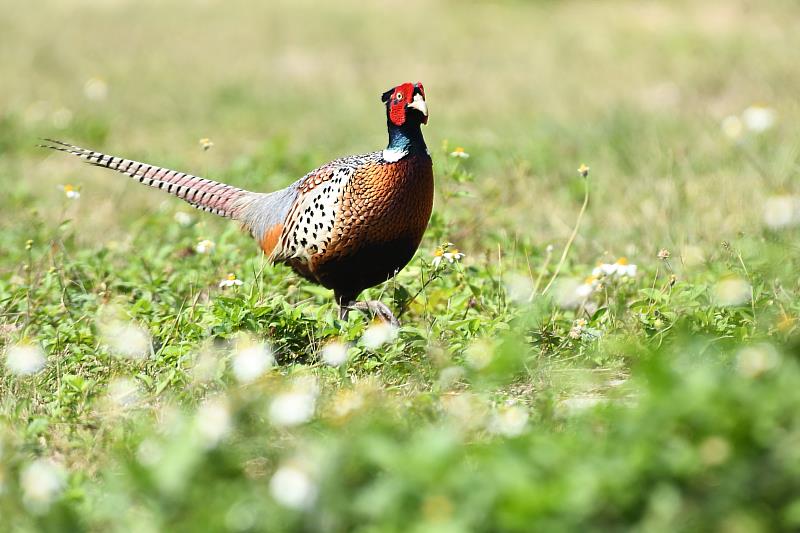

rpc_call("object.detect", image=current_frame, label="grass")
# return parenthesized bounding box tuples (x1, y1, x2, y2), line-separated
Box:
(2, 0, 800, 531)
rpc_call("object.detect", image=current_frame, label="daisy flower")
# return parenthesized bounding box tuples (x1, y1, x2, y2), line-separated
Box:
(219, 273, 243, 289)
(199, 138, 214, 151)
(59, 184, 80, 199)
(195, 239, 216, 254)
(449, 146, 470, 159)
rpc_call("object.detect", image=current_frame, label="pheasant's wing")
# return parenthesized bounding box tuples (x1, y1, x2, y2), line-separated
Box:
(265, 152, 381, 262)
(40, 139, 252, 218)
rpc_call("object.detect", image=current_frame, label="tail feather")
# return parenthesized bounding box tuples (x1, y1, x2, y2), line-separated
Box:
(40, 139, 252, 219)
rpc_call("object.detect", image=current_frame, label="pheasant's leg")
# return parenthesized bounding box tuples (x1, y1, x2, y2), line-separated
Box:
(350, 301, 400, 327)
(335, 291, 358, 323)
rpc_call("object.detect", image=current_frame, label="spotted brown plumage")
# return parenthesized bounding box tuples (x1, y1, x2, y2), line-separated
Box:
(40, 81, 433, 324)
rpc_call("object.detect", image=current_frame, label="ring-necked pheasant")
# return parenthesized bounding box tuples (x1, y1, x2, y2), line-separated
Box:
(41, 82, 433, 325)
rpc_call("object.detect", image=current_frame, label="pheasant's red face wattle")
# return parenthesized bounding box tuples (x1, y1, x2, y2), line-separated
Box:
(388, 83, 414, 126)
(384, 82, 428, 126)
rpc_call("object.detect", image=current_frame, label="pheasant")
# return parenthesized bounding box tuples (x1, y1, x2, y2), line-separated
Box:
(41, 82, 433, 325)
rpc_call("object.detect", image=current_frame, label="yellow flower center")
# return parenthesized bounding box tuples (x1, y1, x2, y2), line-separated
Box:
(64, 184, 74, 192)
(454, 147, 464, 153)
(434, 248, 444, 257)
(584, 275, 598, 284)
(615, 257, 628, 265)
(227, 274, 236, 281)
(450, 248, 460, 255)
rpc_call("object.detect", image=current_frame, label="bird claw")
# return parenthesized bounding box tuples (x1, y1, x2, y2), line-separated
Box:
(348, 300, 400, 327)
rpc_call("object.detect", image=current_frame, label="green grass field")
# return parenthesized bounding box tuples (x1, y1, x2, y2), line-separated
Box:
(2, 0, 800, 531)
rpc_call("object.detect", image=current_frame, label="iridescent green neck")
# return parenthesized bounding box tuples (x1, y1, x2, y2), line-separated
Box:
(384, 120, 427, 161)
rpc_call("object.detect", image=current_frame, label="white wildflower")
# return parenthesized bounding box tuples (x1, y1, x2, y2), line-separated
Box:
(219, 273, 244, 289)
(195, 239, 216, 254)
(20, 459, 65, 513)
(362, 322, 398, 349)
(449, 146, 469, 158)
(763, 195, 800, 229)
(488, 404, 529, 437)
(136, 438, 163, 467)
(199, 138, 214, 151)
(173, 211, 194, 226)
(736, 343, 780, 378)
(83, 77, 108, 101)
(102, 321, 151, 360)
(591, 258, 637, 278)
(195, 397, 232, 448)
(5, 343, 46, 376)
(720, 115, 743, 140)
(575, 276, 600, 299)
(269, 464, 317, 510)
(320, 341, 348, 367)
(231, 343, 273, 384)
(713, 277, 751, 306)
(432, 242, 464, 269)
(269, 379, 318, 427)
(569, 318, 587, 339)
(558, 396, 606, 415)
(107, 377, 140, 409)
(59, 184, 80, 199)
(742, 105, 776, 133)
(504, 273, 533, 304)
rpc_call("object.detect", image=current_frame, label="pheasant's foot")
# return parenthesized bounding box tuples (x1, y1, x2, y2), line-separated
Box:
(349, 300, 400, 327)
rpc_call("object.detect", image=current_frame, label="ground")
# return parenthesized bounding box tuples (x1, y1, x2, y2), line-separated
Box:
(2, 0, 800, 531)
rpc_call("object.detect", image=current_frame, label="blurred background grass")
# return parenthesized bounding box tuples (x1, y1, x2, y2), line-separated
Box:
(3, 0, 798, 254)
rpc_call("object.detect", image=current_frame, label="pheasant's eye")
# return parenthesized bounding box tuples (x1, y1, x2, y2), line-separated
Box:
(395, 93, 404, 101)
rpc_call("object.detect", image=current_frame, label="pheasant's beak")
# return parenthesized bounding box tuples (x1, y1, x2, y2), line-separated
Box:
(407, 92, 428, 124)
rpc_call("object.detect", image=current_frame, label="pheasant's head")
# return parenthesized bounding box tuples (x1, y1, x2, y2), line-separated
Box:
(382, 82, 428, 127)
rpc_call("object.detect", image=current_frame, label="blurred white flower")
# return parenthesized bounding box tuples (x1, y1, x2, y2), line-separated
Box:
(320, 341, 348, 367)
(331, 389, 364, 419)
(219, 273, 244, 289)
(592, 258, 637, 278)
(51, 108, 73, 129)
(362, 322, 398, 349)
(504, 273, 533, 304)
(5, 343, 46, 376)
(763, 195, 800, 229)
(441, 392, 488, 429)
(107, 377, 140, 409)
(464, 340, 492, 370)
(269, 380, 318, 427)
(174, 211, 194, 226)
(195, 239, 216, 254)
(83, 77, 108, 101)
(195, 397, 232, 448)
(102, 321, 151, 359)
(720, 115, 743, 140)
(742, 105, 776, 133)
(231, 343, 273, 384)
(58, 184, 80, 199)
(488, 404, 529, 437)
(136, 438, 163, 467)
(558, 396, 606, 414)
(575, 276, 600, 299)
(736, 343, 780, 378)
(20, 459, 65, 513)
(449, 146, 469, 158)
(714, 277, 751, 306)
(269, 464, 317, 510)
(199, 138, 214, 151)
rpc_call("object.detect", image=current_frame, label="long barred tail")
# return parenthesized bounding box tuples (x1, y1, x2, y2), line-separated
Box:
(39, 139, 252, 218)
